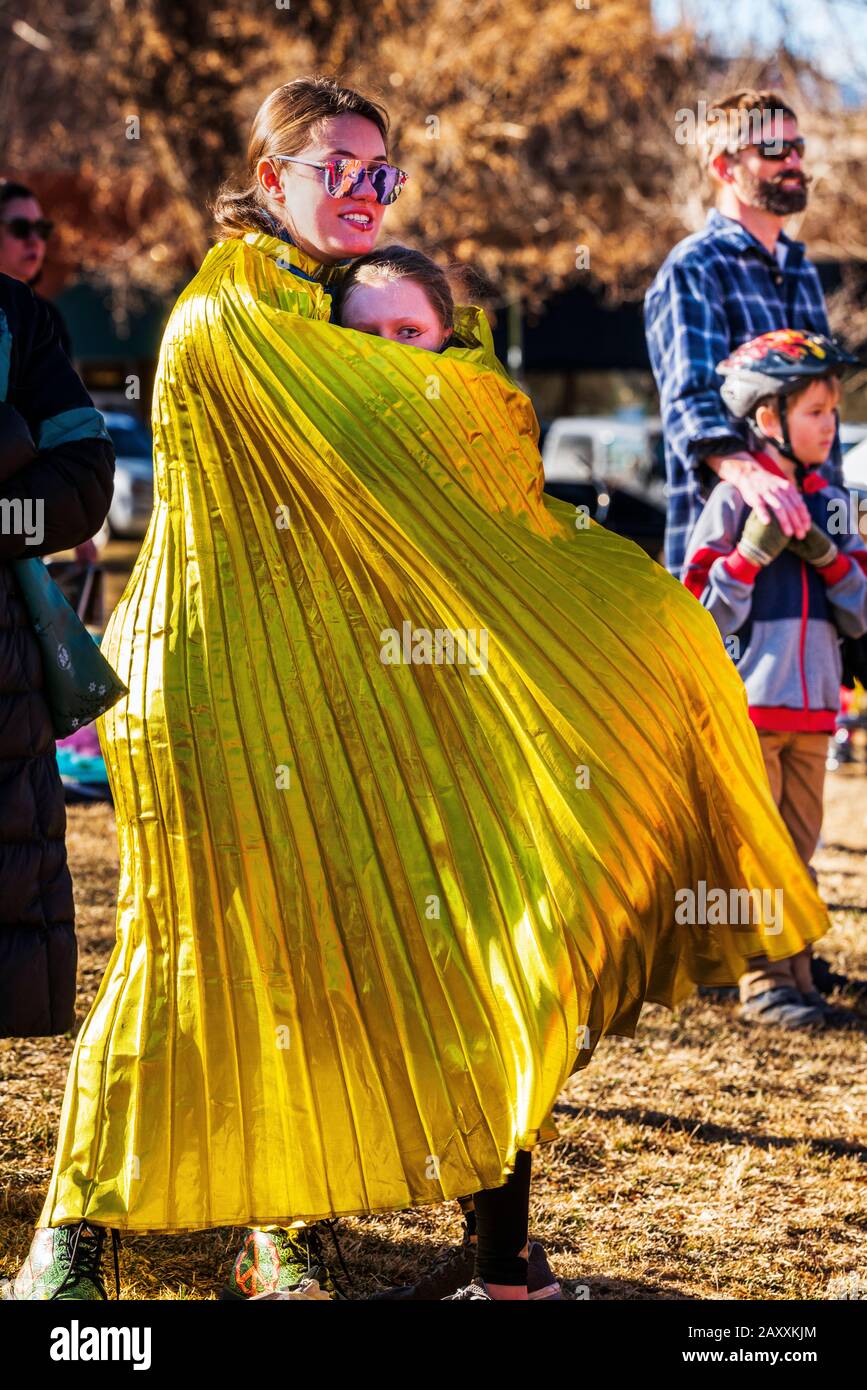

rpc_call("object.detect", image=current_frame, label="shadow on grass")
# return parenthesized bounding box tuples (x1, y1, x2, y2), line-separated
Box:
(554, 1102, 867, 1163)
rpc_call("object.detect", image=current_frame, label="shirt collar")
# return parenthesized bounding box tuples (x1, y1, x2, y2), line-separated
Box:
(705, 207, 805, 268)
(752, 447, 828, 491)
(243, 230, 352, 289)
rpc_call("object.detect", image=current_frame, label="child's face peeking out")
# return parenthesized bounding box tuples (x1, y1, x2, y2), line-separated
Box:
(340, 278, 449, 351)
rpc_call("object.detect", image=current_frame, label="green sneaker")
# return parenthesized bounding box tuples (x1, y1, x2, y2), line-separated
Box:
(220, 1225, 348, 1300)
(0, 1222, 119, 1301)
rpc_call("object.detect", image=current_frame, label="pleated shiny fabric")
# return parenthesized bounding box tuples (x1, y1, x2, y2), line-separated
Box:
(40, 233, 829, 1232)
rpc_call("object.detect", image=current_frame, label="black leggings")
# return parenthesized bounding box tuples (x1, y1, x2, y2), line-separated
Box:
(471, 1149, 532, 1286)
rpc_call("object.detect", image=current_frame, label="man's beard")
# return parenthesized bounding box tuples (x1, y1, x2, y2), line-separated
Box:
(739, 168, 810, 215)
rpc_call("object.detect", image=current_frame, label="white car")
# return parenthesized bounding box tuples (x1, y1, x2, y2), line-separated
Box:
(542, 416, 665, 497)
(102, 410, 154, 538)
(841, 422, 867, 454)
(539, 415, 667, 553)
(842, 435, 867, 493)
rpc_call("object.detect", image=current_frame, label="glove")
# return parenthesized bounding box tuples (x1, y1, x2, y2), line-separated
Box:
(736, 509, 789, 567)
(0, 402, 37, 482)
(787, 525, 839, 569)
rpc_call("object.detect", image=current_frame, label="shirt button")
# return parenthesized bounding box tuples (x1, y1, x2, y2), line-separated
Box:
(774, 273, 784, 284)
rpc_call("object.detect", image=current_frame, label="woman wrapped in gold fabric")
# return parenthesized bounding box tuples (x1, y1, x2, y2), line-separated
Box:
(8, 77, 829, 1303)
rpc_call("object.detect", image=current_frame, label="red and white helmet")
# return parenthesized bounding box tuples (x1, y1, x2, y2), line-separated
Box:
(717, 329, 858, 420)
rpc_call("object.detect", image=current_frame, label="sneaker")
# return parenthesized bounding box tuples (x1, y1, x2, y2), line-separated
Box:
(801, 989, 830, 1011)
(220, 1224, 346, 1300)
(0, 1223, 119, 1301)
(527, 1240, 563, 1300)
(442, 1278, 494, 1300)
(811, 956, 867, 999)
(370, 1236, 562, 1301)
(242, 1277, 334, 1301)
(369, 1239, 476, 1300)
(739, 986, 825, 1030)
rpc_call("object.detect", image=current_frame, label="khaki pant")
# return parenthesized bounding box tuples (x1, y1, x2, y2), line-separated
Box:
(739, 730, 828, 1003)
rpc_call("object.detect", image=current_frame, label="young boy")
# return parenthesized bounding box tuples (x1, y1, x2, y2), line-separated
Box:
(683, 329, 867, 1029)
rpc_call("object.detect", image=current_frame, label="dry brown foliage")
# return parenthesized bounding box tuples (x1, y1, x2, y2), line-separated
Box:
(2, 1, 866, 311)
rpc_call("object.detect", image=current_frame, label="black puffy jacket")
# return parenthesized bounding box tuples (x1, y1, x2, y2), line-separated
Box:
(0, 274, 115, 1036)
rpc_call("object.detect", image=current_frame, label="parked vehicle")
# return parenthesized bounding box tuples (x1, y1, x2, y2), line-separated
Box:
(843, 436, 867, 482)
(540, 415, 666, 556)
(101, 409, 154, 538)
(540, 416, 867, 560)
(841, 422, 867, 454)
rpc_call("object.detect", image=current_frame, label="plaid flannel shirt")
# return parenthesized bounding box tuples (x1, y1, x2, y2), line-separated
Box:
(644, 208, 842, 579)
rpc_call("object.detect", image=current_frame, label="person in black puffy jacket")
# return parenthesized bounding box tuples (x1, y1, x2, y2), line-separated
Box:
(0, 272, 115, 1036)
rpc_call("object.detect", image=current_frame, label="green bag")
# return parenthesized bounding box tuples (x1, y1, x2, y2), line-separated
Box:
(11, 557, 128, 738)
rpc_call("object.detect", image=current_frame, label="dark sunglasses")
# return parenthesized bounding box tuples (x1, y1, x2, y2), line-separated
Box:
(1, 216, 54, 240)
(273, 156, 408, 206)
(746, 138, 806, 162)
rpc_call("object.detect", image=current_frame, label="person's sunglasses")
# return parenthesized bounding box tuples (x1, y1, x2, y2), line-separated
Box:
(745, 138, 806, 163)
(1, 216, 54, 241)
(273, 156, 408, 205)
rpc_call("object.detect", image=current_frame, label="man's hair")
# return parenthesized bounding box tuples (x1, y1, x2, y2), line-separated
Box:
(698, 89, 799, 174)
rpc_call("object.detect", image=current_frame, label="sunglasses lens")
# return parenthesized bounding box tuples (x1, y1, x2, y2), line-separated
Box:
(6, 218, 52, 239)
(759, 140, 804, 161)
(325, 160, 363, 198)
(370, 165, 403, 205)
(326, 160, 406, 205)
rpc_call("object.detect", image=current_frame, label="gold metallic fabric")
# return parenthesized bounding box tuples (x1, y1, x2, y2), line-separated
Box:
(40, 234, 829, 1232)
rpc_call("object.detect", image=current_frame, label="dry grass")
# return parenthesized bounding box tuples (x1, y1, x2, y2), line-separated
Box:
(2, 772, 865, 1301)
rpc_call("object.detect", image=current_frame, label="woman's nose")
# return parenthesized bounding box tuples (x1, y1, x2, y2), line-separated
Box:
(351, 169, 379, 200)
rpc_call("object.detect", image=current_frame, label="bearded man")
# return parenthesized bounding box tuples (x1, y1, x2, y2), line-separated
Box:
(644, 89, 840, 580)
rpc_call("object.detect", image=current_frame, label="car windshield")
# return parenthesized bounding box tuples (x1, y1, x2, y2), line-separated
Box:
(604, 437, 644, 476)
(103, 412, 152, 458)
(552, 435, 594, 474)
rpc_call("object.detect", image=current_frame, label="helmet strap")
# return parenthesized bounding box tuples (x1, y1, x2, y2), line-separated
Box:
(778, 396, 808, 488)
(753, 394, 807, 488)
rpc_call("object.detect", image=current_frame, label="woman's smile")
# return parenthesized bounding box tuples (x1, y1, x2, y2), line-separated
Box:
(338, 207, 375, 229)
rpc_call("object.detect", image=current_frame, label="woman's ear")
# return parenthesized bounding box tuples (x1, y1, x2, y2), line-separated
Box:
(256, 158, 285, 204)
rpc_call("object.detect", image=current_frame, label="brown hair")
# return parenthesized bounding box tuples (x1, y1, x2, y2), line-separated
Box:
(761, 374, 843, 420)
(698, 89, 799, 173)
(336, 245, 457, 332)
(212, 76, 390, 239)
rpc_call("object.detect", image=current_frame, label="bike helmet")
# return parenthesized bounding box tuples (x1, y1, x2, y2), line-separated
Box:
(716, 328, 861, 480)
(718, 330, 858, 418)
(717, 330, 859, 476)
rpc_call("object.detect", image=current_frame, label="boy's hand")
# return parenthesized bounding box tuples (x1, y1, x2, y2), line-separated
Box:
(787, 525, 839, 569)
(737, 509, 789, 567)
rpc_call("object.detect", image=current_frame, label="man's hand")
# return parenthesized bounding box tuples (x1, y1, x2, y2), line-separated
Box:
(737, 509, 789, 568)
(788, 525, 839, 569)
(705, 451, 811, 539)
